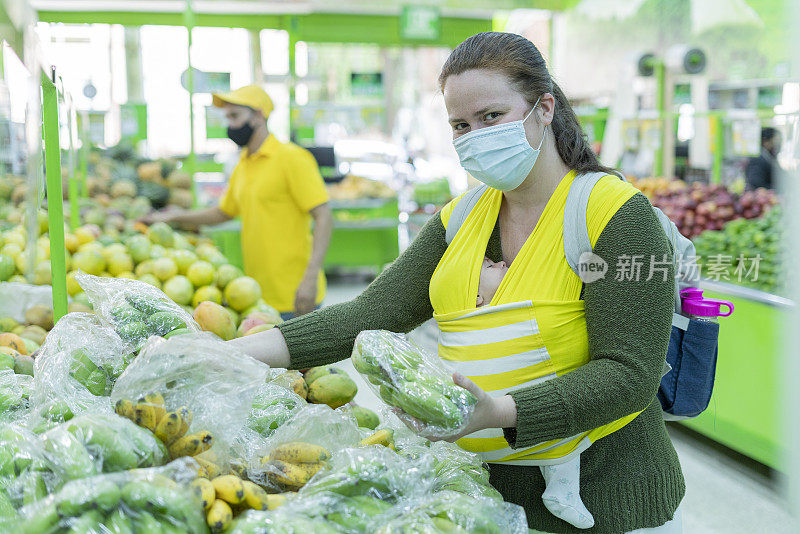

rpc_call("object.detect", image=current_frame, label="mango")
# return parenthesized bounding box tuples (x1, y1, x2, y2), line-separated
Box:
(0, 333, 27, 355)
(13, 353, 34, 376)
(307, 373, 358, 409)
(244, 324, 273, 336)
(20, 325, 47, 346)
(224, 276, 261, 312)
(303, 366, 345, 386)
(24, 304, 53, 330)
(351, 406, 380, 430)
(0, 317, 19, 332)
(193, 301, 236, 341)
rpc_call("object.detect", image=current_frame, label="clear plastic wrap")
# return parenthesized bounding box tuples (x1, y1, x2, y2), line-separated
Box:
(75, 272, 200, 351)
(299, 446, 434, 503)
(247, 382, 306, 439)
(371, 490, 529, 534)
(227, 506, 343, 534)
(38, 414, 169, 482)
(10, 458, 208, 534)
(0, 370, 32, 424)
(249, 404, 361, 493)
(351, 330, 477, 438)
(0, 423, 55, 518)
(111, 333, 269, 468)
(29, 312, 133, 432)
(399, 440, 502, 500)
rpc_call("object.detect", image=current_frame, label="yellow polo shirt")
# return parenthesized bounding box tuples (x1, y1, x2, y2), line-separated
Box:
(219, 135, 328, 312)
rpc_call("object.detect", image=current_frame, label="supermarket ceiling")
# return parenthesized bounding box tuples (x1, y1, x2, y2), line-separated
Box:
(30, 0, 583, 17)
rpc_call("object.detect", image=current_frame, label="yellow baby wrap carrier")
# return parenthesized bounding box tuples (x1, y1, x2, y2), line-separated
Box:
(430, 171, 642, 465)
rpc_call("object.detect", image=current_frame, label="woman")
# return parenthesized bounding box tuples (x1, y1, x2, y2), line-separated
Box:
(230, 32, 684, 533)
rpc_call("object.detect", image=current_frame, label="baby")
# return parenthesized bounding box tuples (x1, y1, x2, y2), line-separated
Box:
(478, 257, 594, 530)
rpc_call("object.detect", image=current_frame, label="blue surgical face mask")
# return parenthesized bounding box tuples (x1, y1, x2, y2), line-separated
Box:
(453, 97, 546, 191)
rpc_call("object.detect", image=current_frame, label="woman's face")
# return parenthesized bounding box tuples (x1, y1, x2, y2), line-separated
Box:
(443, 68, 546, 147)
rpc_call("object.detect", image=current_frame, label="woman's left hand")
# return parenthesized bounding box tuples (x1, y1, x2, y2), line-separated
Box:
(394, 372, 517, 443)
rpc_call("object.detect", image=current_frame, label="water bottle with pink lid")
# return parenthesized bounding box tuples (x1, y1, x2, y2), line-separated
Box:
(680, 288, 734, 323)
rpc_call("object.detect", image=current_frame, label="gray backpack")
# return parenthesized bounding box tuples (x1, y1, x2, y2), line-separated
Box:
(445, 172, 718, 420)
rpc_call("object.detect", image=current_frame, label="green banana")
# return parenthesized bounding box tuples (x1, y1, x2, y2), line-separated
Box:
(66, 416, 141, 472)
(109, 304, 146, 324)
(117, 415, 168, 468)
(20, 500, 59, 534)
(20, 470, 48, 506)
(132, 510, 162, 532)
(0, 487, 17, 522)
(120, 481, 197, 524)
(392, 381, 462, 428)
(68, 348, 107, 396)
(41, 401, 74, 423)
(41, 427, 99, 480)
(56, 478, 120, 517)
(105, 508, 135, 534)
(67, 509, 105, 534)
(126, 294, 171, 315)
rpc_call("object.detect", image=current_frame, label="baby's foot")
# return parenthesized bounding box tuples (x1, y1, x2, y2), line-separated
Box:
(540, 462, 595, 529)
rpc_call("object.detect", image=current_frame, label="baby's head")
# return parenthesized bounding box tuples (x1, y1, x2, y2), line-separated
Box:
(477, 257, 508, 307)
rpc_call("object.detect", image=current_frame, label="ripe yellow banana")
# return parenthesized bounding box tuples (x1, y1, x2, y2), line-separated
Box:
(264, 459, 325, 489)
(211, 475, 246, 505)
(268, 442, 331, 464)
(242, 480, 270, 510)
(133, 401, 157, 432)
(114, 399, 134, 420)
(266, 493, 289, 510)
(154, 411, 182, 445)
(195, 457, 224, 479)
(360, 429, 394, 447)
(191, 478, 216, 511)
(169, 431, 214, 459)
(143, 392, 167, 424)
(177, 406, 192, 436)
(206, 499, 232, 532)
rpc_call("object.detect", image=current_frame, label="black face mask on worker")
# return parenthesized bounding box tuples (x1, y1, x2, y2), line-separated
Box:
(227, 122, 255, 147)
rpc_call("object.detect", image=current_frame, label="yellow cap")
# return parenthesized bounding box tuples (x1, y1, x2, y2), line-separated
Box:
(212, 84, 273, 118)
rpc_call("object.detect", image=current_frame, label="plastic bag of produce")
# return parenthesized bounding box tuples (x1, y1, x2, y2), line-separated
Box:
(39, 413, 169, 482)
(0, 370, 32, 424)
(300, 446, 434, 503)
(399, 440, 501, 500)
(29, 312, 133, 432)
(246, 382, 306, 439)
(0, 423, 56, 516)
(9, 458, 208, 534)
(227, 506, 343, 534)
(249, 404, 361, 493)
(111, 333, 269, 470)
(372, 490, 528, 534)
(75, 272, 200, 350)
(351, 330, 477, 438)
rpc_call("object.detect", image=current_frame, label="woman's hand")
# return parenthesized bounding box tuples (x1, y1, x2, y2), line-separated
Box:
(394, 373, 517, 443)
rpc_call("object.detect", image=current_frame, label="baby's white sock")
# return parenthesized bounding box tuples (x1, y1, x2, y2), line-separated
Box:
(540, 456, 595, 529)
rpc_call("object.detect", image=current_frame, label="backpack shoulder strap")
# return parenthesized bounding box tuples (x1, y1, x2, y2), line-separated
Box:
(445, 184, 489, 245)
(563, 171, 613, 273)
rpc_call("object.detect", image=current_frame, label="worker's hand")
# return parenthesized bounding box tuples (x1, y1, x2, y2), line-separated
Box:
(138, 207, 181, 225)
(294, 274, 318, 317)
(393, 373, 516, 443)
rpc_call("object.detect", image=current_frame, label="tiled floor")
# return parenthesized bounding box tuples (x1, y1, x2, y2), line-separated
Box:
(324, 276, 797, 533)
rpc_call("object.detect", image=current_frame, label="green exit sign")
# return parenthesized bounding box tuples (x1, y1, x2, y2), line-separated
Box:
(401, 5, 440, 41)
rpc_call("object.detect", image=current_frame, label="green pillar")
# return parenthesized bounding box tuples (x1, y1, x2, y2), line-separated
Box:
(66, 102, 79, 231)
(287, 16, 297, 134)
(42, 70, 68, 321)
(653, 60, 666, 178)
(124, 27, 144, 102)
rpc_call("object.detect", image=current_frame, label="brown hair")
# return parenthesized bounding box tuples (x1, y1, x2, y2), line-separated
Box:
(439, 32, 614, 175)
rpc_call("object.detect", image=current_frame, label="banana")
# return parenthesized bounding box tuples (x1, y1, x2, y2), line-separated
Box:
(241, 480, 270, 510)
(211, 475, 246, 505)
(360, 429, 394, 447)
(169, 431, 213, 459)
(263, 459, 325, 489)
(114, 399, 134, 420)
(206, 499, 232, 532)
(154, 411, 182, 445)
(229, 459, 248, 479)
(268, 442, 331, 464)
(191, 477, 216, 511)
(143, 393, 167, 424)
(267, 493, 289, 511)
(133, 400, 157, 432)
(195, 457, 224, 479)
(177, 406, 193, 436)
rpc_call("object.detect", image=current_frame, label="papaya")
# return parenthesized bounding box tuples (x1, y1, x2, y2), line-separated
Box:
(307, 373, 357, 409)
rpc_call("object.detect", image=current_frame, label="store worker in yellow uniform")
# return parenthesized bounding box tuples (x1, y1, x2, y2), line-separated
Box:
(145, 85, 333, 319)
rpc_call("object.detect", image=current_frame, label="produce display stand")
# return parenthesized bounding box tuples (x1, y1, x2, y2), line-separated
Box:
(326, 198, 400, 273)
(679, 280, 792, 470)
